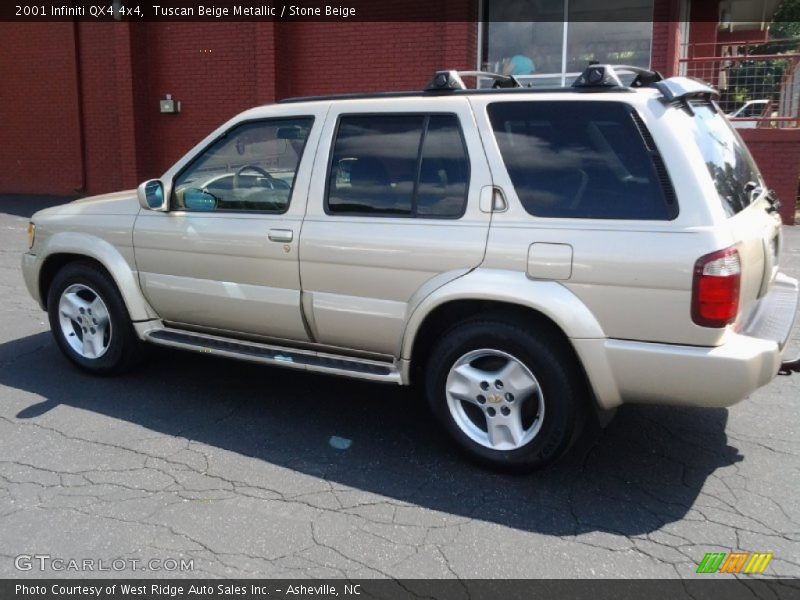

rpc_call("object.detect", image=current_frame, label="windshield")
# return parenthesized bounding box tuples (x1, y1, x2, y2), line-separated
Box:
(691, 103, 763, 217)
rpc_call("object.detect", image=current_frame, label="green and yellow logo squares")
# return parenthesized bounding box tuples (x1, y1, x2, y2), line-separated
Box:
(697, 552, 773, 574)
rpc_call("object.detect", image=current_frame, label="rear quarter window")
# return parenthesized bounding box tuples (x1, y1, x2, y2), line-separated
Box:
(690, 102, 763, 217)
(487, 101, 677, 220)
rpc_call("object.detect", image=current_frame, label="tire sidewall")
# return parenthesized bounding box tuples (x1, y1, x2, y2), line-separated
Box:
(47, 263, 132, 374)
(426, 321, 581, 471)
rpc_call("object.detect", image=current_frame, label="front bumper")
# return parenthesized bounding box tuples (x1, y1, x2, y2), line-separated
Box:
(21, 252, 44, 310)
(575, 273, 799, 409)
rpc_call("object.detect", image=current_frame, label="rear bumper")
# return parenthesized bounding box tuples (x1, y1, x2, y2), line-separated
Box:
(575, 273, 799, 409)
(740, 273, 799, 350)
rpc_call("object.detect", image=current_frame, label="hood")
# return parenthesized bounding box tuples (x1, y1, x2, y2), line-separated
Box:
(33, 190, 140, 219)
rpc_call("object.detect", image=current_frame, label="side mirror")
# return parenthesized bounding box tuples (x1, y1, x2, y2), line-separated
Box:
(137, 179, 167, 211)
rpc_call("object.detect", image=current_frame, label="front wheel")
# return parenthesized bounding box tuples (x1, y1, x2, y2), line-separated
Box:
(425, 319, 587, 472)
(47, 261, 144, 375)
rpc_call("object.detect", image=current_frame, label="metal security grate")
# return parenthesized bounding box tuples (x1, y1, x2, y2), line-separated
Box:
(680, 39, 800, 128)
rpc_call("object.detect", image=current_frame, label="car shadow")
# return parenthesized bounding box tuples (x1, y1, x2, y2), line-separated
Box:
(0, 194, 78, 218)
(1, 332, 742, 537)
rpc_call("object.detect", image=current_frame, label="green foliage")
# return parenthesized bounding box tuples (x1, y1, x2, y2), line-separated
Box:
(721, 0, 800, 110)
(774, 0, 800, 25)
(763, 0, 800, 49)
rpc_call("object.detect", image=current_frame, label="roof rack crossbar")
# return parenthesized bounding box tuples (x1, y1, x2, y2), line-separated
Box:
(572, 64, 664, 89)
(425, 70, 521, 92)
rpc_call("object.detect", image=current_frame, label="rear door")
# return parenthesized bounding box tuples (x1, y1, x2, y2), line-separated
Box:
(299, 97, 493, 355)
(471, 95, 711, 346)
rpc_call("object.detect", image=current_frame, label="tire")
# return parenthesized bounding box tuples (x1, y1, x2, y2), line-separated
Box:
(425, 318, 587, 472)
(46, 261, 145, 375)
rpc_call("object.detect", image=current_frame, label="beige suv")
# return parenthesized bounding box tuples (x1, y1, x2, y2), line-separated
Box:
(21, 66, 799, 471)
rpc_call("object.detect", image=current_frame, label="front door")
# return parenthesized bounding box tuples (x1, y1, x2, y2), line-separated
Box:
(133, 112, 323, 342)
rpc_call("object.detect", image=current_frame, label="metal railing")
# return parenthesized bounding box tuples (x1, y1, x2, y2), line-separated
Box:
(679, 39, 800, 128)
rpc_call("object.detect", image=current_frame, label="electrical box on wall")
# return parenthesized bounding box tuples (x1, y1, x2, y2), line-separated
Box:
(160, 94, 180, 114)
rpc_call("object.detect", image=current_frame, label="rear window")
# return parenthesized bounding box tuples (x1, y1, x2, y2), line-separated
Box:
(690, 103, 763, 217)
(487, 101, 677, 220)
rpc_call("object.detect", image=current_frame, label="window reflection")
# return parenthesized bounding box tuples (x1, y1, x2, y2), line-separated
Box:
(488, 101, 675, 220)
(173, 119, 312, 213)
(690, 103, 762, 217)
(326, 114, 470, 218)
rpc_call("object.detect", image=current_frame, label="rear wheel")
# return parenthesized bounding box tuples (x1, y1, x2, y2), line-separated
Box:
(425, 319, 587, 472)
(47, 261, 144, 375)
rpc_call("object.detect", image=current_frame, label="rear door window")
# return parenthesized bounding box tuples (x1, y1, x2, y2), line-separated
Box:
(327, 114, 469, 218)
(487, 101, 677, 220)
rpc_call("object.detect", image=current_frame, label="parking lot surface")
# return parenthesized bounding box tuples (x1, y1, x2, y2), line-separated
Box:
(1, 196, 799, 579)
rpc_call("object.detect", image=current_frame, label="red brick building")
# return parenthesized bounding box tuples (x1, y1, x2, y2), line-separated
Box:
(2, 0, 798, 222)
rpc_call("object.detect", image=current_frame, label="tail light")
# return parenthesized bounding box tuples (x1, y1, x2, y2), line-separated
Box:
(691, 247, 741, 328)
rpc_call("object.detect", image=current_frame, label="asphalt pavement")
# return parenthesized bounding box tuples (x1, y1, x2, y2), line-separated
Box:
(0, 195, 799, 580)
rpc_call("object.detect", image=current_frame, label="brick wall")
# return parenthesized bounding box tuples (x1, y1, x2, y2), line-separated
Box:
(4, 0, 798, 213)
(131, 22, 263, 180)
(276, 21, 476, 100)
(687, 0, 719, 55)
(0, 0, 481, 193)
(651, 0, 681, 76)
(0, 23, 83, 194)
(129, 16, 476, 180)
(741, 129, 800, 225)
(77, 23, 124, 192)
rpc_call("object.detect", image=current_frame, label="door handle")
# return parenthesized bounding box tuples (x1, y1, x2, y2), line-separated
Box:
(268, 229, 293, 243)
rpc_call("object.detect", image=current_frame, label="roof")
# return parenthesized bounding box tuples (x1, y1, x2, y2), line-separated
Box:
(279, 65, 719, 107)
(278, 86, 634, 104)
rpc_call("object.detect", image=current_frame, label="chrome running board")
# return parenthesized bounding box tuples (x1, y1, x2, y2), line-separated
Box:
(144, 328, 402, 384)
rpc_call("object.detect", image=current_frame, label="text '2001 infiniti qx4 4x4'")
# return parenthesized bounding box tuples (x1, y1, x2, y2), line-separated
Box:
(22, 65, 800, 471)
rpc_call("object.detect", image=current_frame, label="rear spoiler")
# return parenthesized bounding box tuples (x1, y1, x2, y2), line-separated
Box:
(572, 65, 720, 110)
(653, 76, 720, 104)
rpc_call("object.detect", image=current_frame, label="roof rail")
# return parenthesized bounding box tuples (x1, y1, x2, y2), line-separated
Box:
(425, 70, 521, 92)
(572, 64, 664, 89)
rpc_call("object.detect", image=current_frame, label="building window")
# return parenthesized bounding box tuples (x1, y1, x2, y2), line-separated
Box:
(481, 0, 654, 87)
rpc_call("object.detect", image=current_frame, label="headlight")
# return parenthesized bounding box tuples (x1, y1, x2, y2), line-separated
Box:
(26, 222, 35, 249)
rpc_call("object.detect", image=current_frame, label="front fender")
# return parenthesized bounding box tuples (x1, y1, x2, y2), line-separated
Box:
(400, 268, 607, 360)
(37, 231, 158, 322)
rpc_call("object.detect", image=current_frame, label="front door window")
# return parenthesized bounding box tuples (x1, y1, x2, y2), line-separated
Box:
(172, 118, 313, 213)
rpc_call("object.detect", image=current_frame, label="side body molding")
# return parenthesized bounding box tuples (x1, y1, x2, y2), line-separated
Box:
(39, 231, 159, 323)
(399, 268, 607, 360)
